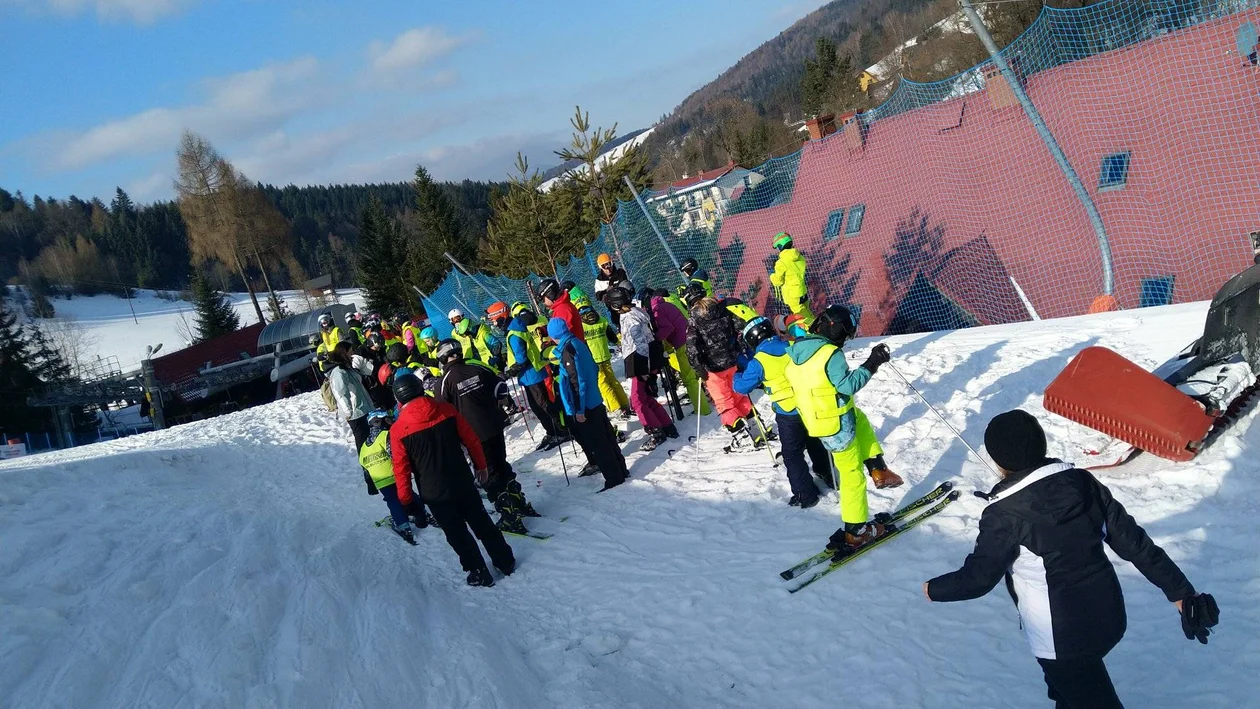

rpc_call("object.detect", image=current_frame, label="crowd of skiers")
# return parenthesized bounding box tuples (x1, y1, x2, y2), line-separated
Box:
(314, 231, 1219, 706)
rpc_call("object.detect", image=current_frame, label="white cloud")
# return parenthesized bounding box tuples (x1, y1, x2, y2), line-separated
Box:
(49, 56, 322, 170)
(7, 0, 194, 23)
(367, 26, 467, 76)
(126, 170, 172, 202)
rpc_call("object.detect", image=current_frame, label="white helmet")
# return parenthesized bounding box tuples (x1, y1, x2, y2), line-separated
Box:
(447, 308, 464, 321)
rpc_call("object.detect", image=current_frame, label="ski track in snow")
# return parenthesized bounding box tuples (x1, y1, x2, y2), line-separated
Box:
(3, 302, 1259, 708)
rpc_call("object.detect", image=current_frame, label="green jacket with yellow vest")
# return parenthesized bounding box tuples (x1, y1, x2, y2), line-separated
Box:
(782, 334, 872, 450)
(733, 336, 799, 416)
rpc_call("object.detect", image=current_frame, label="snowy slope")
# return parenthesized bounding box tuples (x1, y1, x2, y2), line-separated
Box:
(40, 289, 364, 373)
(2, 302, 1257, 708)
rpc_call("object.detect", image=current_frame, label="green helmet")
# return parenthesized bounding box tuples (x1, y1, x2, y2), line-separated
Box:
(773, 232, 793, 250)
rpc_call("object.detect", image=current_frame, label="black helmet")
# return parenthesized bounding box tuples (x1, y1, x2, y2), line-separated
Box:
(811, 305, 858, 344)
(365, 332, 385, 350)
(560, 279, 576, 293)
(385, 342, 409, 365)
(680, 258, 699, 277)
(538, 278, 561, 301)
(392, 371, 425, 405)
(742, 317, 776, 351)
(605, 286, 632, 311)
(580, 306, 600, 325)
(436, 338, 463, 365)
(635, 287, 655, 307)
(682, 282, 708, 308)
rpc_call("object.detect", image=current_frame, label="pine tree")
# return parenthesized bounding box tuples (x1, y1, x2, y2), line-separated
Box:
(190, 270, 241, 343)
(356, 197, 411, 316)
(410, 165, 477, 293)
(482, 154, 585, 278)
(266, 291, 290, 322)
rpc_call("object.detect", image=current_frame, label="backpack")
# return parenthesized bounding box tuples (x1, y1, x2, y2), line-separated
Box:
(320, 378, 338, 412)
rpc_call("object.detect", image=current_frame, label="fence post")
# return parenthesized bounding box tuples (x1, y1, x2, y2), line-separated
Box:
(959, 0, 1114, 299)
(141, 358, 166, 430)
(623, 176, 689, 289)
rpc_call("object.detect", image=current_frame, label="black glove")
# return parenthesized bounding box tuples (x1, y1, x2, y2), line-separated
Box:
(504, 363, 528, 379)
(861, 344, 891, 373)
(1180, 593, 1219, 644)
(363, 469, 380, 496)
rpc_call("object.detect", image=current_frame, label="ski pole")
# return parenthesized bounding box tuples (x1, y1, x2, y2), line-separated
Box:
(555, 428, 571, 486)
(748, 402, 780, 469)
(510, 380, 536, 444)
(884, 362, 1000, 477)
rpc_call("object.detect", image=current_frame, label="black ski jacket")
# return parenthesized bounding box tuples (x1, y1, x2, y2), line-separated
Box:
(927, 460, 1194, 660)
(434, 359, 509, 441)
(686, 299, 743, 377)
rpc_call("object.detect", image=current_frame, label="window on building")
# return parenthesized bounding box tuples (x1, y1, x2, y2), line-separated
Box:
(823, 208, 845, 241)
(1139, 275, 1175, 307)
(1099, 152, 1131, 190)
(846, 204, 866, 235)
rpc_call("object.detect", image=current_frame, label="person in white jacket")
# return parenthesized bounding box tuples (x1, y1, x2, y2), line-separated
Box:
(606, 287, 675, 450)
(328, 341, 378, 493)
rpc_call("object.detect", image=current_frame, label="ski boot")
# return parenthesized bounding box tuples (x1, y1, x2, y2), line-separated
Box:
(390, 521, 418, 545)
(826, 521, 889, 552)
(663, 424, 680, 439)
(869, 468, 904, 489)
(640, 428, 664, 452)
(495, 558, 515, 576)
(615, 429, 629, 444)
(467, 568, 495, 587)
(578, 461, 602, 478)
(495, 488, 533, 532)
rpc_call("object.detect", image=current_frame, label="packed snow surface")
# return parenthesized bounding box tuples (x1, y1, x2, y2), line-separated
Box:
(2, 302, 1257, 708)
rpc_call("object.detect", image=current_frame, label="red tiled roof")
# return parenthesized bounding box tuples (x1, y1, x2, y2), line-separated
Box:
(151, 323, 265, 387)
(660, 163, 737, 192)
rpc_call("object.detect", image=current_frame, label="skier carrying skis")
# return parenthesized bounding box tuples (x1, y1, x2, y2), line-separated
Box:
(580, 305, 631, 419)
(925, 410, 1219, 709)
(358, 409, 432, 544)
(548, 318, 630, 491)
(782, 305, 904, 550)
(497, 301, 569, 451)
(606, 287, 677, 451)
(390, 371, 515, 587)
(734, 316, 836, 509)
(432, 338, 539, 534)
(683, 286, 762, 446)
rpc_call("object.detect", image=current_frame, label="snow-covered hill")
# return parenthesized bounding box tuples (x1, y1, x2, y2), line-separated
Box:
(2, 302, 1256, 708)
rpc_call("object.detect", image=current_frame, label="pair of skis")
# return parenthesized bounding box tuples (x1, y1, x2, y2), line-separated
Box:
(780, 481, 960, 593)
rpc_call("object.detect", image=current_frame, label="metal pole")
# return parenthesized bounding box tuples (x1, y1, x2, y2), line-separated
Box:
(443, 252, 507, 300)
(623, 175, 688, 288)
(885, 362, 1000, 477)
(124, 285, 138, 325)
(141, 358, 166, 430)
(959, 0, 1114, 296)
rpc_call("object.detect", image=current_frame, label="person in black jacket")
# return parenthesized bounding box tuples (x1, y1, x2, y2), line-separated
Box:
(432, 339, 538, 534)
(925, 410, 1219, 708)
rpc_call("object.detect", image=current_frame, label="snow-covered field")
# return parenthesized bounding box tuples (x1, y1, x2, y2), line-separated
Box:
(40, 288, 364, 374)
(2, 302, 1256, 708)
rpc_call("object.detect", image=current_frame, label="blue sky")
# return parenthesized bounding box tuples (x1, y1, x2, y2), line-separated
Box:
(0, 0, 827, 203)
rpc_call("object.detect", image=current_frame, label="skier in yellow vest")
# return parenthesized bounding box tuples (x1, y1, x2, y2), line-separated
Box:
(358, 410, 431, 545)
(783, 305, 903, 552)
(769, 232, 814, 326)
(580, 304, 631, 418)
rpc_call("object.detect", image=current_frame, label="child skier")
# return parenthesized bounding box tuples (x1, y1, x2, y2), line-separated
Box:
(782, 305, 903, 550)
(925, 410, 1219, 708)
(497, 301, 569, 451)
(580, 305, 631, 419)
(432, 339, 539, 534)
(734, 317, 835, 509)
(769, 232, 814, 326)
(390, 372, 515, 587)
(357, 409, 431, 544)
(683, 287, 761, 446)
(643, 287, 709, 417)
(606, 287, 677, 451)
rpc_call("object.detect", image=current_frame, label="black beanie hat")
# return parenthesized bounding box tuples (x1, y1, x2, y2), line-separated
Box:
(984, 410, 1048, 472)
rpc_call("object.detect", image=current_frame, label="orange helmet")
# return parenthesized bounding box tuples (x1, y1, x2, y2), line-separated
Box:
(596, 253, 613, 267)
(486, 301, 509, 320)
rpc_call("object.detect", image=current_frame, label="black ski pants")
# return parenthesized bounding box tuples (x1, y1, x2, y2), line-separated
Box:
(347, 415, 378, 495)
(1037, 655, 1123, 709)
(571, 404, 627, 486)
(776, 412, 831, 503)
(479, 433, 518, 502)
(525, 381, 563, 436)
(427, 480, 515, 573)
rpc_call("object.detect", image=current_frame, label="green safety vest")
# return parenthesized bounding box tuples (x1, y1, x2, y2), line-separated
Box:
(583, 319, 613, 363)
(507, 329, 545, 371)
(783, 342, 854, 438)
(358, 431, 397, 491)
(725, 301, 759, 325)
(754, 349, 798, 412)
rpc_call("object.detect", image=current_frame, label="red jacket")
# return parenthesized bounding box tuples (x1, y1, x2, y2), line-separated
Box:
(548, 291, 585, 342)
(389, 396, 487, 505)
